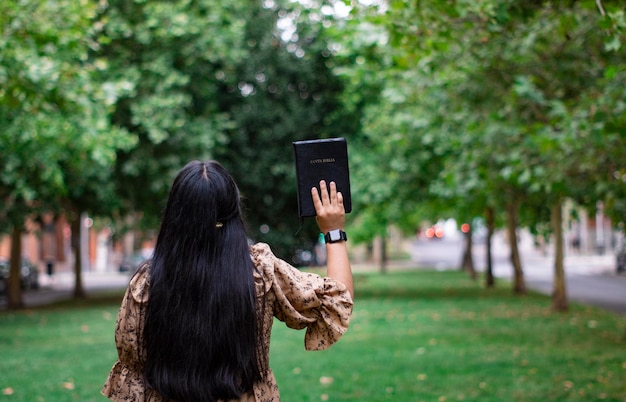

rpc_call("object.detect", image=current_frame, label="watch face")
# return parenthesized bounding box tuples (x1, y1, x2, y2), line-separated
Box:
(326, 229, 346, 243)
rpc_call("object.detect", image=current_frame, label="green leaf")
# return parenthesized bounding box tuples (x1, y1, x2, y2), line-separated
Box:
(604, 36, 621, 52)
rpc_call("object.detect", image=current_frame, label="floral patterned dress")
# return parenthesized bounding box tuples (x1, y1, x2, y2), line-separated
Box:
(101, 242, 354, 401)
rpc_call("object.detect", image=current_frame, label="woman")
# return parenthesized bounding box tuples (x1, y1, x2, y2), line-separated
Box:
(102, 160, 353, 401)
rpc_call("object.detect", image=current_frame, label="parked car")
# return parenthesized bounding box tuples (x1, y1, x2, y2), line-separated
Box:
(0, 257, 40, 294)
(292, 248, 315, 267)
(617, 248, 626, 274)
(119, 253, 146, 273)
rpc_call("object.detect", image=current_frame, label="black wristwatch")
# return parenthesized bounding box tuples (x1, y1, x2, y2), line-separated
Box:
(324, 229, 347, 244)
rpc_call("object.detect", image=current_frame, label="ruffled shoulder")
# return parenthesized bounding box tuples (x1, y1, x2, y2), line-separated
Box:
(128, 264, 150, 304)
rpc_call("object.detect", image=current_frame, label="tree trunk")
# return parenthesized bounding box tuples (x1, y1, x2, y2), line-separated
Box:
(7, 225, 24, 309)
(485, 207, 496, 288)
(506, 201, 526, 294)
(71, 215, 87, 299)
(551, 200, 568, 311)
(380, 234, 388, 274)
(461, 228, 477, 279)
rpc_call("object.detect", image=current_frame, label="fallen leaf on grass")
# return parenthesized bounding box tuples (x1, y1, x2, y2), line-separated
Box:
(2, 388, 14, 395)
(63, 381, 75, 390)
(319, 376, 334, 385)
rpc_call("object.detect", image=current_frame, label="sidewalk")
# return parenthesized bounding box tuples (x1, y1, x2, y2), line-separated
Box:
(0, 271, 131, 309)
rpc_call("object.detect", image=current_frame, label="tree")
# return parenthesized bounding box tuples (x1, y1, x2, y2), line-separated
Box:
(334, 0, 625, 308)
(214, 0, 349, 256)
(0, 0, 134, 307)
(98, 0, 349, 258)
(98, 0, 251, 235)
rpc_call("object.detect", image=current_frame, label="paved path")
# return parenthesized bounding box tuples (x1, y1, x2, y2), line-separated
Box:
(2, 236, 625, 317)
(0, 271, 131, 309)
(407, 235, 626, 316)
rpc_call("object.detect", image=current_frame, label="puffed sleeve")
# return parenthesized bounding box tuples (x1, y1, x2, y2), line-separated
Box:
(251, 243, 353, 351)
(101, 267, 153, 401)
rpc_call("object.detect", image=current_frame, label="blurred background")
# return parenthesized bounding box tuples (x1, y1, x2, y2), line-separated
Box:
(1, 0, 625, 309)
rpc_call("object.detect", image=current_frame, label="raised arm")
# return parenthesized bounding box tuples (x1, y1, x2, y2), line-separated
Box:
(311, 180, 353, 298)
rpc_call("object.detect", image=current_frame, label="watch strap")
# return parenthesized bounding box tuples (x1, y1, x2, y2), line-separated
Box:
(324, 229, 347, 243)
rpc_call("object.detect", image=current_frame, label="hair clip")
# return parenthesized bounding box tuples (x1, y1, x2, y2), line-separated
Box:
(215, 222, 223, 228)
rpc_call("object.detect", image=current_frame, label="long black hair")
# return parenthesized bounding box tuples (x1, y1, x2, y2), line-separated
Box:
(143, 160, 263, 401)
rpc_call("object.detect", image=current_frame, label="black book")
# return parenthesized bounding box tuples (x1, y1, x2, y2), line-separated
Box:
(293, 137, 352, 217)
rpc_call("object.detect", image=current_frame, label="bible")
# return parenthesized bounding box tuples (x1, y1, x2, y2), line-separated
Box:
(293, 137, 352, 217)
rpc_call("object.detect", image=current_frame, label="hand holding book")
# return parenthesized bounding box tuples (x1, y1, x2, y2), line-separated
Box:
(311, 180, 345, 234)
(293, 138, 352, 217)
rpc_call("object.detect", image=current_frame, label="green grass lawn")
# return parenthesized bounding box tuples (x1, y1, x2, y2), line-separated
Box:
(0, 269, 624, 401)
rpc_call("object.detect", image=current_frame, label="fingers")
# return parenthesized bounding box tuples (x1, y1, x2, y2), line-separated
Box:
(311, 185, 322, 212)
(329, 181, 338, 204)
(312, 180, 345, 233)
(319, 179, 330, 204)
(312, 180, 336, 207)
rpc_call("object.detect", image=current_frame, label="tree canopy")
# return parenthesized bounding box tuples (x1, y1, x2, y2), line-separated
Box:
(0, 0, 136, 306)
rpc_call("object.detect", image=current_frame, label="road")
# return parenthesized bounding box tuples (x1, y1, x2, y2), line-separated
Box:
(410, 233, 626, 316)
